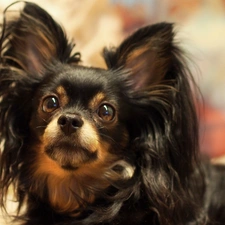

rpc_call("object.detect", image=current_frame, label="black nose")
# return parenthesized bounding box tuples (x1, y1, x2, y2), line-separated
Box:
(58, 114, 83, 135)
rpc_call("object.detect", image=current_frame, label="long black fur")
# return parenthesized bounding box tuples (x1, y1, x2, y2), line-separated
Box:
(0, 2, 225, 225)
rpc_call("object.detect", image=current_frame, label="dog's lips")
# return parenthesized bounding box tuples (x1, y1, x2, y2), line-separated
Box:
(61, 164, 79, 171)
(45, 142, 98, 171)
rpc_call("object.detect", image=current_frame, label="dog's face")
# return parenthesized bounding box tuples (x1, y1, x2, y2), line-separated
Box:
(30, 66, 128, 170)
(27, 64, 134, 213)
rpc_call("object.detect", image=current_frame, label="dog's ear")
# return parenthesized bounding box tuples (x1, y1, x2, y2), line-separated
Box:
(103, 23, 176, 90)
(1, 2, 80, 74)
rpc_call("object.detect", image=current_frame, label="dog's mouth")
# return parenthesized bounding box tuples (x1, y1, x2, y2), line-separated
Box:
(45, 142, 98, 171)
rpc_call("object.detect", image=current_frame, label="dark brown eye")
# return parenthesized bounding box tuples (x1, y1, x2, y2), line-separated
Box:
(42, 96, 59, 113)
(97, 104, 115, 122)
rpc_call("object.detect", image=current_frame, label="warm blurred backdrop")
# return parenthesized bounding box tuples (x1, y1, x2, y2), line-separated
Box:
(1, 0, 225, 224)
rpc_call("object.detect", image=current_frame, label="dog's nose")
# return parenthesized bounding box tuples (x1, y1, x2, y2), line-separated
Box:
(58, 114, 83, 135)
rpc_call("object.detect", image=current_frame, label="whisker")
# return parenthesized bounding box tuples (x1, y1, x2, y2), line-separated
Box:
(98, 132, 122, 148)
(36, 114, 48, 124)
(35, 125, 47, 129)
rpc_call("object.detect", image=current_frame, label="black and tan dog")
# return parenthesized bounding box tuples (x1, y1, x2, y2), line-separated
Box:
(0, 2, 225, 225)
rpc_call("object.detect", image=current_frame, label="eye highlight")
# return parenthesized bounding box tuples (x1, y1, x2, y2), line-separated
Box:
(97, 104, 115, 122)
(42, 96, 60, 113)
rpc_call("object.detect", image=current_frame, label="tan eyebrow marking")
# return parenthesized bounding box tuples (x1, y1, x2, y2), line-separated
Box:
(56, 86, 69, 106)
(88, 92, 106, 109)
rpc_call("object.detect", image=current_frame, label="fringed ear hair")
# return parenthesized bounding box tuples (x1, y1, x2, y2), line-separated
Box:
(103, 23, 175, 90)
(103, 23, 200, 224)
(0, 1, 80, 74)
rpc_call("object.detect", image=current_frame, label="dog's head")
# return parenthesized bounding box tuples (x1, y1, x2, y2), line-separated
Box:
(0, 2, 200, 224)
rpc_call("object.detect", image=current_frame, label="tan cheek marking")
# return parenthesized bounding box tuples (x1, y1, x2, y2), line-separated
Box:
(34, 150, 67, 178)
(88, 92, 106, 109)
(43, 116, 60, 144)
(96, 141, 111, 162)
(36, 116, 66, 177)
(56, 85, 69, 106)
(79, 119, 99, 152)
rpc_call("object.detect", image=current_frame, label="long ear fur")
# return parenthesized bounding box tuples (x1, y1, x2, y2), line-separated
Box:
(104, 23, 204, 224)
(0, 2, 80, 212)
(0, 1, 80, 74)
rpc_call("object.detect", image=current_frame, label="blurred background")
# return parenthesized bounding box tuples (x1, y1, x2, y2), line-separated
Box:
(1, 0, 225, 158)
(1, 0, 225, 223)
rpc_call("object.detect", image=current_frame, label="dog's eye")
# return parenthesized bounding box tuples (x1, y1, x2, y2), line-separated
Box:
(97, 104, 115, 122)
(42, 96, 59, 113)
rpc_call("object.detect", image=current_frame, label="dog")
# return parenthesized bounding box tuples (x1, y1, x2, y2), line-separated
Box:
(0, 2, 225, 225)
